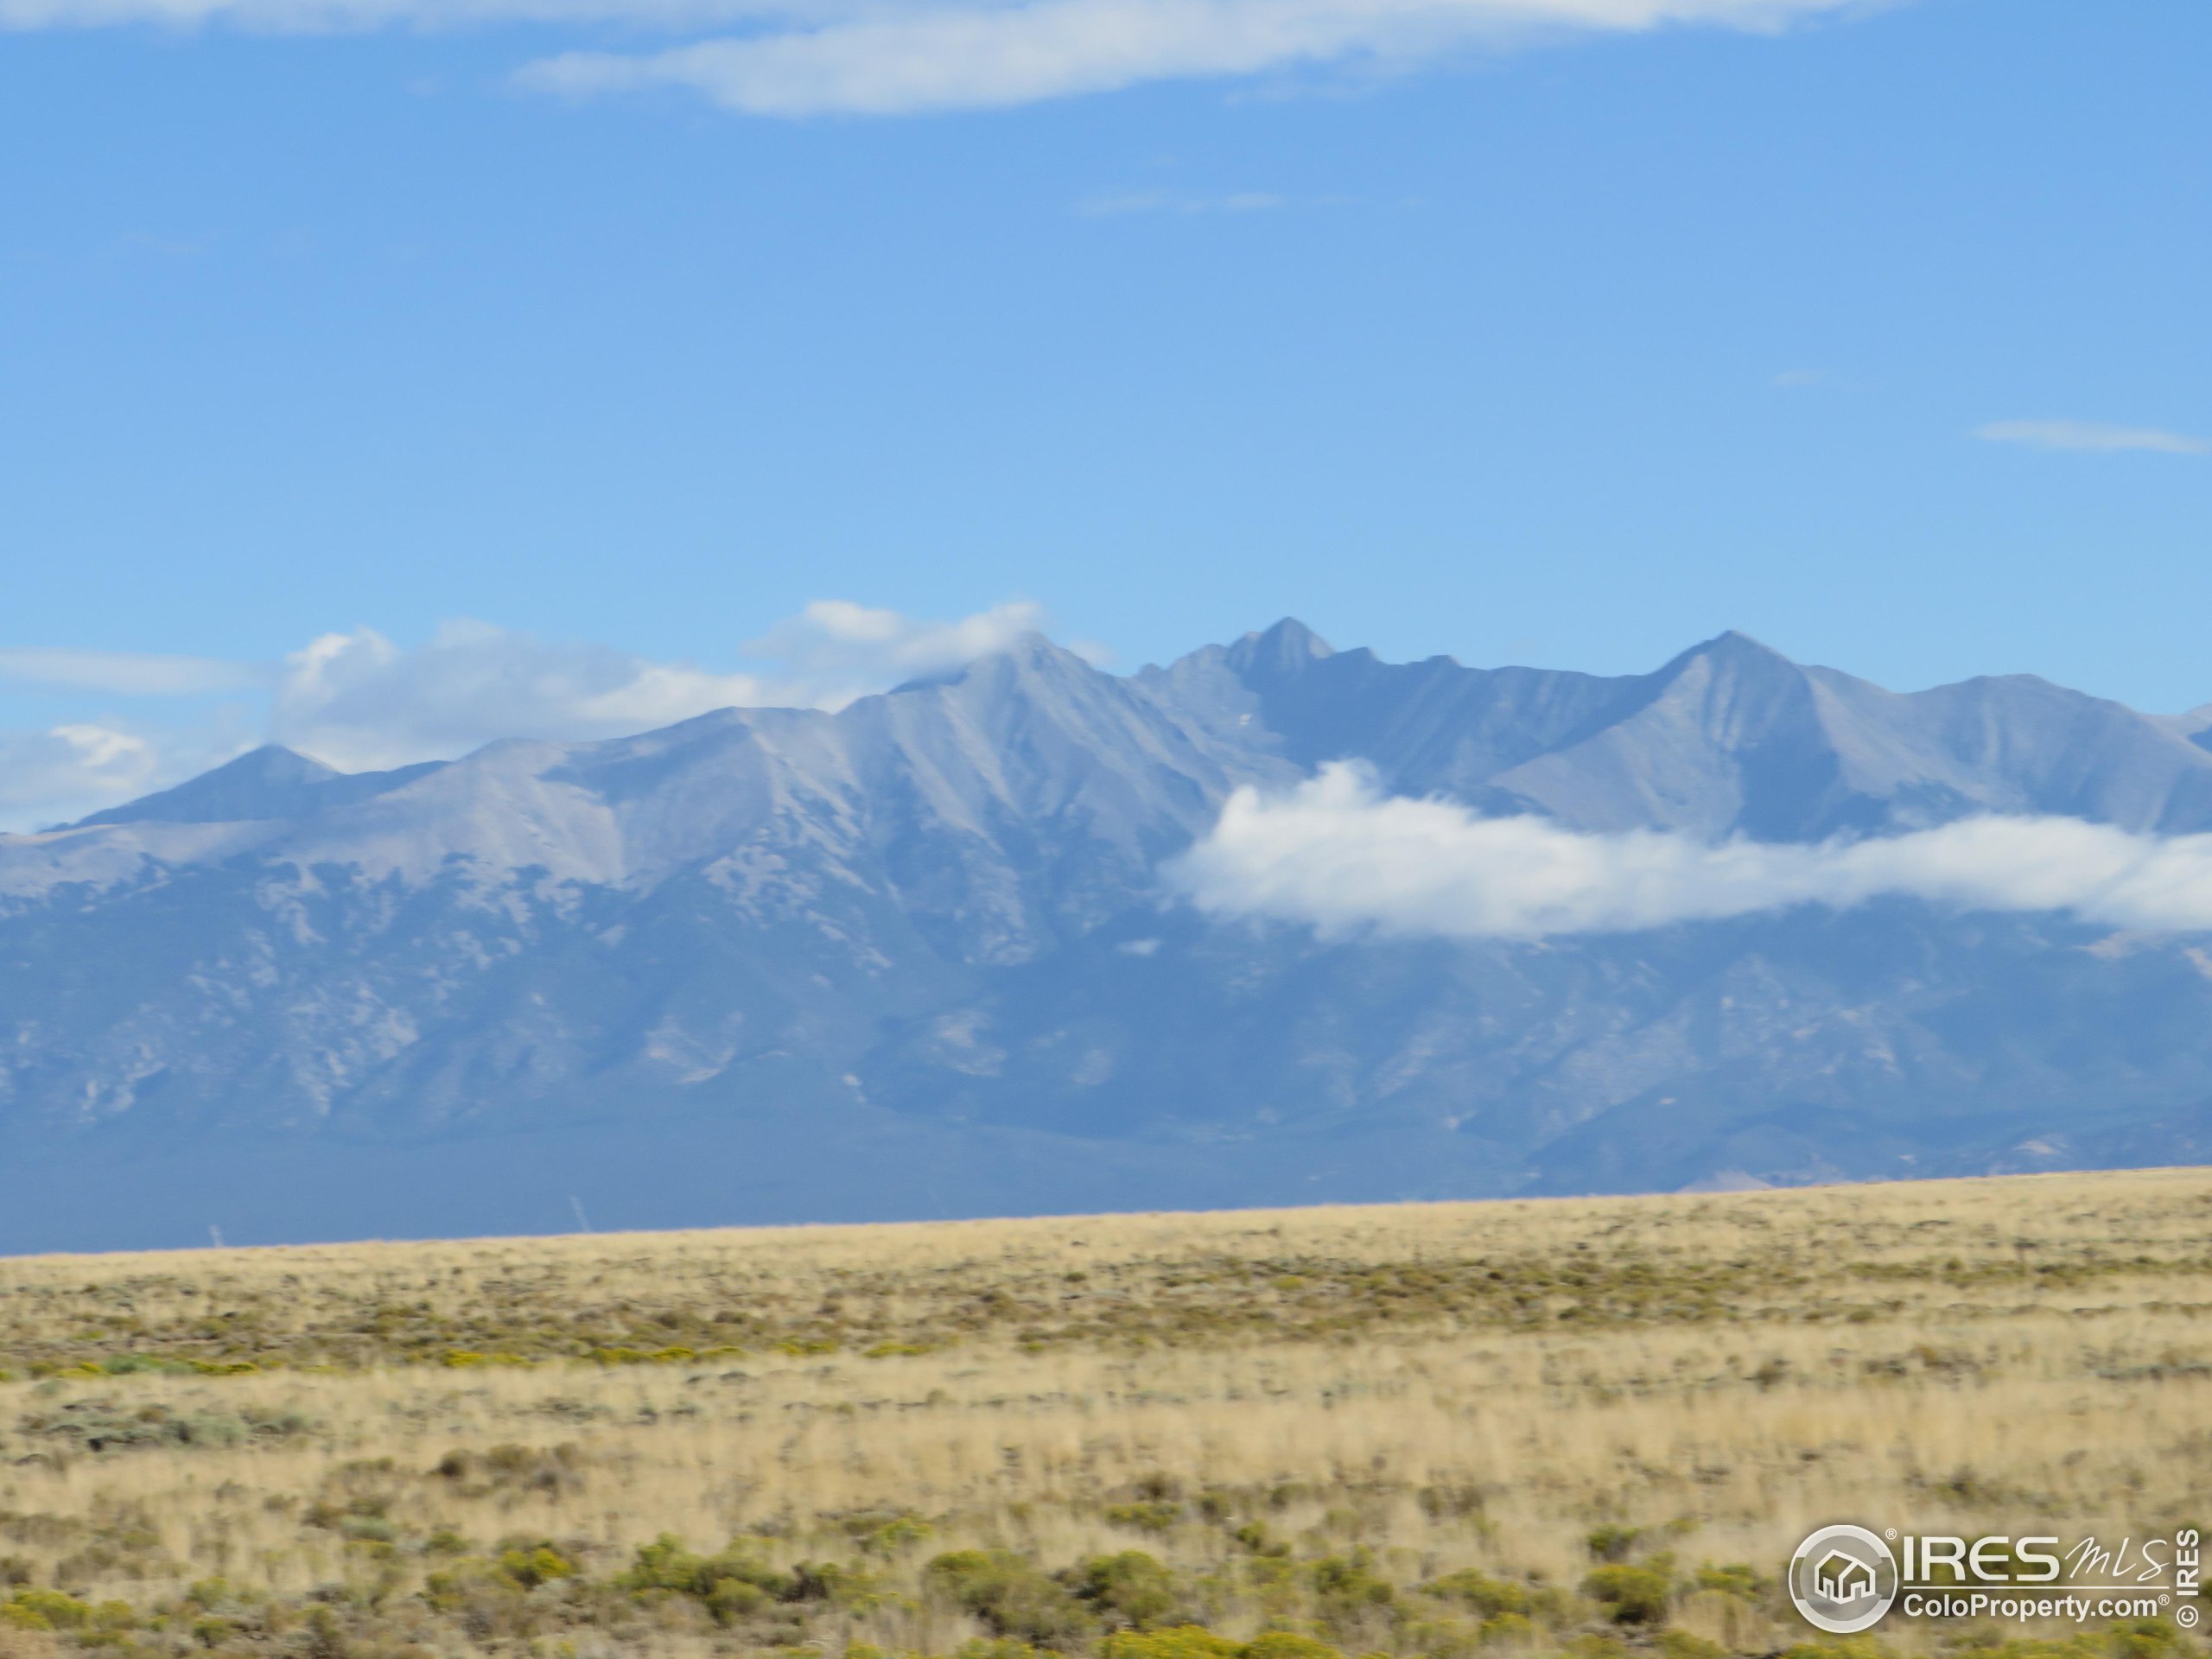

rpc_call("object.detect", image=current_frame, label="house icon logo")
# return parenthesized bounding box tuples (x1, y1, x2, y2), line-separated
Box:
(1815, 1551, 1877, 1603)
(1789, 1525, 1899, 1634)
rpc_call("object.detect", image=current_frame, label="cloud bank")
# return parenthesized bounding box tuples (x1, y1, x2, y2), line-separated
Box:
(0, 600, 1055, 828)
(1975, 420, 2212, 457)
(518, 0, 1867, 116)
(1167, 763, 2212, 939)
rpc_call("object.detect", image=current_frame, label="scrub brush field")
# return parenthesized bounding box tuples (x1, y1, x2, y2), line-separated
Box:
(1, 1170, 2208, 1659)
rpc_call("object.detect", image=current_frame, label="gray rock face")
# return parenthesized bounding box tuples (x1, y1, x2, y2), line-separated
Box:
(3, 622, 2209, 1251)
(75, 747, 449, 830)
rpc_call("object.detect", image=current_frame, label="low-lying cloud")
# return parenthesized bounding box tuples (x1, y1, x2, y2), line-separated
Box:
(1167, 763, 2212, 939)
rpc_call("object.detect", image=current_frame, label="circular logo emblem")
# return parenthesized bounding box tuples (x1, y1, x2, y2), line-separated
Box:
(1789, 1525, 1900, 1634)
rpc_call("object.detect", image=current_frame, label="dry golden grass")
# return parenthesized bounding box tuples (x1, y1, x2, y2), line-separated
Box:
(1, 1169, 2208, 1659)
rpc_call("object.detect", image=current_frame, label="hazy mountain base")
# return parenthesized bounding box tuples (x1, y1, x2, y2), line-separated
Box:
(8, 900, 2210, 1253)
(8, 624, 2212, 1250)
(0, 1108, 1521, 1257)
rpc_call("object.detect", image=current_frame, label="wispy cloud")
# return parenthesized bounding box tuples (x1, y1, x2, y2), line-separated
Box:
(0, 0, 1884, 116)
(264, 622, 777, 772)
(1077, 190, 1287, 216)
(1771, 367, 1874, 391)
(517, 0, 1871, 118)
(1167, 763, 2212, 940)
(0, 0, 817, 29)
(0, 600, 1065, 825)
(0, 646, 262, 697)
(1974, 419, 2212, 457)
(268, 599, 1059, 772)
(0, 726, 164, 826)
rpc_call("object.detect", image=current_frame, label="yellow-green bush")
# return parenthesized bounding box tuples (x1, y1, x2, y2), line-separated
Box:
(1581, 1565, 1671, 1626)
(1102, 1626, 1246, 1659)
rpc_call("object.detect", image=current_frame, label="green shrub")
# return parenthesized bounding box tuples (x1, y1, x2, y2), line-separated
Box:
(1582, 1564, 1671, 1625)
(1311, 1552, 1395, 1617)
(1479, 1611, 1535, 1647)
(1772, 1638, 1893, 1659)
(620, 1534, 790, 1605)
(1422, 1570, 1531, 1618)
(94, 1355, 191, 1376)
(788, 1560, 885, 1611)
(842, 1511, 934, 1555)
(1106, 1503, 1184, 1535)
(1243, 1633, 1346, 1659)
(706, 1578, 766, 1623)
(1075, 1552, 1181, 1629)
(2107, 1619, 2186, 1659)
(1103, 1627, 1245, 1659)
(1586, 1527, 1642, 1563)
(497, 1544, 576, 1589)
(1692, 1563, 1760, 1599)
(1234, 1522, 1291, 1559)
(956, 1641, 1047, 1659)
(925, 1549, 1090, 1643)
(4, 1590, 93, 1631)
(16, 1399, 310, 1456)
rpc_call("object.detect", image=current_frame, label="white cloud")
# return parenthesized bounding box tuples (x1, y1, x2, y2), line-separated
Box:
(0, 646, 262, 696)
(517, 0, 1869, 117)
(1167, 762, 2212, 940)
(269, 601, 1059, 772)
(0, 600, 1064, 824)
(1975, 419, 2212, 457)
(742, 599, 1062, 697)
(265, 621, 777, 772)
(0, 724, 166, 828)
(2, 0, 1885, 115)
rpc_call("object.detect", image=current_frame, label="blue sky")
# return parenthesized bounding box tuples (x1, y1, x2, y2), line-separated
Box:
(1, 0, 2207, 825)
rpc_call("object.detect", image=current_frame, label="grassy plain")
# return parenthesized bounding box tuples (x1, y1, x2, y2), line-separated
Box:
(0, 1170, 2207, 1659)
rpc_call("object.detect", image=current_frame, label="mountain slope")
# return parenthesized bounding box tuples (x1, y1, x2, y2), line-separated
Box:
(75, 746, 448, 829)
(1168, 620, 2212, 837)
(3, 622, 2209, 1251)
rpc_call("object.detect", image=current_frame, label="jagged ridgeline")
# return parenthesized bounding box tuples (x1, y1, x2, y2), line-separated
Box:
(0, 1176, 2205, 1659)
(5, 623, 2212, 1250)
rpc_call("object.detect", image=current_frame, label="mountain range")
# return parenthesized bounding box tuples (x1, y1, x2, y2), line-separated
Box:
(6, 620, 2211, 1253)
